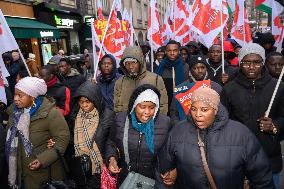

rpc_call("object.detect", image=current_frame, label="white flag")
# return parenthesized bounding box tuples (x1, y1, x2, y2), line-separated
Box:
(0, 10, 19, 53)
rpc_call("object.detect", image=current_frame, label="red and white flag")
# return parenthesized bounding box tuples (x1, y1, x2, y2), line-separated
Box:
(191, 0, 229, 48)
(171, 0, 192, 45)
(231, 0, 252, 46)
(272, 0, 284, 52)
(97, 0, 104, 20)
(102, 0, 131, 61)
(147, 0, 163, 50)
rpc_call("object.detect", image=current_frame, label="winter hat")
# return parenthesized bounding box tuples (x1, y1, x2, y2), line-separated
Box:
(189, 55, 208, 69)
(28, 53, 36, 60)
(131, 89, 160, 119)
(191, 87, 220, 111)
(238, 43, 266, 64)
(128, 84, 161, 119)
(15, 77, 47, 98)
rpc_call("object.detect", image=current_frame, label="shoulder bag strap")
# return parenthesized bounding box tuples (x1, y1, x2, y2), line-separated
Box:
(123, 117, 130, 168)
(197, 130, 218, 189)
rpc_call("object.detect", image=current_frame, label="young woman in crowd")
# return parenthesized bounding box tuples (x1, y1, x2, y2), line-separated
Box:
(158, 87, 274, 188)
(105, 84, 176, 188)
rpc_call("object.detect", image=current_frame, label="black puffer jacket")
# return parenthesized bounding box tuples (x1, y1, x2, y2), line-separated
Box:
(69, 81, 115, 158)
(105, 84, 172, 184)
(221, 69, 284, 173)
(158, 105, 274, 189)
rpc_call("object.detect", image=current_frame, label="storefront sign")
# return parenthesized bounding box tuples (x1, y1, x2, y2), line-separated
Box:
(40, 31, 54, 38)
(54, 15, 74, 29)
(84, 16, 95, 25)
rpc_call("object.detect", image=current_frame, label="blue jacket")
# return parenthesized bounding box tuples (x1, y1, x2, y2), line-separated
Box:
(97, 54, 121, 110)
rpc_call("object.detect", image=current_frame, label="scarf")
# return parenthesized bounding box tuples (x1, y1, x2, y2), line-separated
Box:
(156, 57, 185, 86)
(46, 76, 58, 88)
(5, 96, 43, 188)
(131, 111, 154, 154)
(74, 108, 103, 174)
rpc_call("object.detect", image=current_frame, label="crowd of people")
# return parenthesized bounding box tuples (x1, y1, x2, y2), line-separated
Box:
(0, 32, 284, 189)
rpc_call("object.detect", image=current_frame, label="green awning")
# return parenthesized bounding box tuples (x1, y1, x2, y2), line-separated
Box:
(5, 17, 60, 39)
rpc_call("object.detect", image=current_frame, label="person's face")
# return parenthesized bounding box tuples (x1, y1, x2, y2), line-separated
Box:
(156, 52, 165, 63)
(263, 43, 272, 50)
(181, 49, 189, 63)
(78, 96, 95, 113)
(12, 52, 19, 61)
(166, 44, 180, 61)
(208, 45, 222, 63)
(84, 56, 91, 68)
(101, 57, 114, 76)
(188, 45, 197, 55)
(84, 49, 89, 54)
(135, 101, 156, 123)
(266, 56, 284, 78)
(124, 61, 140, 77)
(59, 61, 71, 76)
(191, 63, 207, 81)
(14, 89, 34, 109)
(190, 101, 217, 130)
(240, 54, 263, 80)
(39, 69, 53, 82)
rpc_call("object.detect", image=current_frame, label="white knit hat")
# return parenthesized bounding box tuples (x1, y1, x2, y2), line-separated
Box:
(131, 89, 160, 119)
(15, 77, 47, 98)
(238, 43, 266, 65)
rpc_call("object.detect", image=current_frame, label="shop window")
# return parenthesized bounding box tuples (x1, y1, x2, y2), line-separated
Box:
(60, 0, 77, 8)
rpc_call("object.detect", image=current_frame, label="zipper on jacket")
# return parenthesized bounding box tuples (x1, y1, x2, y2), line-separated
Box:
(136, 132, 143, 173)
(252, 80, 256, 93)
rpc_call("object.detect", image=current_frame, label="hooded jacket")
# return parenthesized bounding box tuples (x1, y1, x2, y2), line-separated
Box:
(114, 46, 168, 115)
(105, 84, 172, 186)
(221, 69, 284, 173)
(158, 105, 274, 189)
(71, 81, 115, 159)
(97, 54, 121, 110)
(59, 68, 86, 97)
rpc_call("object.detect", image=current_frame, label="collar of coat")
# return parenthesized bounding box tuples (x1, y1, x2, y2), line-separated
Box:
(8, 97, 54, 122)
(235, 68, 272, 90)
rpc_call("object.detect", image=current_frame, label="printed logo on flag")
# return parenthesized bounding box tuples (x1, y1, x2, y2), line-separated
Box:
(174, 80, 211, 115)
(0, 22, 3, 35)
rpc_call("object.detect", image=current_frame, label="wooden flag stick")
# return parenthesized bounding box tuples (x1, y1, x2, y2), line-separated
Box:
(265, 66, 284, 117)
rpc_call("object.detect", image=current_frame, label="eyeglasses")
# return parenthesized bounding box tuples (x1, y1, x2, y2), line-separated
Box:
(241, 61, 263, 68)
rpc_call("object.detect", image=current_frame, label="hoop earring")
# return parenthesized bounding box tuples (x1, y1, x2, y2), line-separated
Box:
(32, 100, 36, 108)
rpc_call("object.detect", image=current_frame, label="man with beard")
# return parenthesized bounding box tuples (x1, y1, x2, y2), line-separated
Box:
(114, 46, 168, 115)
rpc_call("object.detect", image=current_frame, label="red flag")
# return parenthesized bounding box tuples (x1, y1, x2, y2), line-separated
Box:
(231, 0, 252, 46)
(272, 0, 284, 52)
(97, 0, 104, 20)
(191, 0, 229, 48)
(147, 0, 163, 50)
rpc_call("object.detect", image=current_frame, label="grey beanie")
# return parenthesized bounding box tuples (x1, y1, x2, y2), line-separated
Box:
(238, 43, 266, 65)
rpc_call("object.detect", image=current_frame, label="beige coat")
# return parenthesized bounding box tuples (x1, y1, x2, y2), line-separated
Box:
(7, 98, 70, 189)
(114, 46, 168, 115)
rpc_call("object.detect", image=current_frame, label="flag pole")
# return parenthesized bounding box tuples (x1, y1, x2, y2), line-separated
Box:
(150, 0, 154, 72)
(93, 0, 116, 79)
(265, 65, 284, 117)
(243, 1, 246, 44)
(220, 1, 225, 74)
(18, 49, 32, 76)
